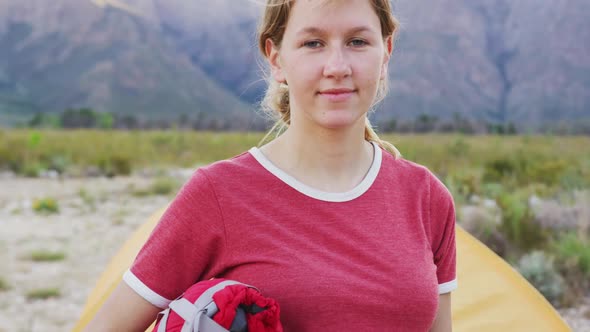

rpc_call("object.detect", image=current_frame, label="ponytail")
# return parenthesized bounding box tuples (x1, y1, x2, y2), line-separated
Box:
(364, 118, 401, 158)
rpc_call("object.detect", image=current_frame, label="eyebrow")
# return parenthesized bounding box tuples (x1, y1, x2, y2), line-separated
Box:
(295, 26, 376, 37)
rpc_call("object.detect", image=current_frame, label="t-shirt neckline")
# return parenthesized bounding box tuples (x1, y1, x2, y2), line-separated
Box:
(248, 141, 382, 202)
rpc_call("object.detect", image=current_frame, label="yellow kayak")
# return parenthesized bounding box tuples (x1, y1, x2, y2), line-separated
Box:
(72, 207, 571, 331)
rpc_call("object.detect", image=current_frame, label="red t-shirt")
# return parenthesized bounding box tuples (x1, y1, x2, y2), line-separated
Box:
(124, 142, 457, 331)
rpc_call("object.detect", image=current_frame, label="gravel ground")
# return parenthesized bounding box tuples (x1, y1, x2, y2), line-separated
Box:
(0, 174, 185, 332)
(0, 174, 588, 331)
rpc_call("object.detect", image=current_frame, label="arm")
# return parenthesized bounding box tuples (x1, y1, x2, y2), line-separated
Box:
(83, 281, 162, 332)
(430, 293, 452, 332)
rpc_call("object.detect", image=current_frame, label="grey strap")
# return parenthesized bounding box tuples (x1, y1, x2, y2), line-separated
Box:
(157, 308, 171, 332)
(169, 298, 199, 332)
(162, 280, 258, 332)
(193, 280, 247, 315)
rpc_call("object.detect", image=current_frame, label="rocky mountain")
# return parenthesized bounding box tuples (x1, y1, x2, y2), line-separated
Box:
(0, 0, 588, 130)
(0, 0, 254, 127)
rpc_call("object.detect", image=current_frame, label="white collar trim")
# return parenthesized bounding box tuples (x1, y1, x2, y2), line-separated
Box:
(248, 141, 382, 202)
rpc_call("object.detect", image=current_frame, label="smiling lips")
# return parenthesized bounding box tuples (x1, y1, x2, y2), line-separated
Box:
(319, 88, 356, 102)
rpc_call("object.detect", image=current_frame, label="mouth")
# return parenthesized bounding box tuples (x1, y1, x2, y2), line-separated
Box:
(318, 89, 356, 102)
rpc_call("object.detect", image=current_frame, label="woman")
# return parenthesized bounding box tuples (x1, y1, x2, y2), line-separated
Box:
(86, 0, 456, 331)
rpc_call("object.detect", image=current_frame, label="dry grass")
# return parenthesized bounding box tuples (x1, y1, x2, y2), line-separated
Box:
(29, 250, 66, 262)
(26, 288, 61, 300)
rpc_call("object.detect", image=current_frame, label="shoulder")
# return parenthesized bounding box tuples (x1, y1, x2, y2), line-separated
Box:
(199, 151, 256, 176)
(380, 149, 453, 203)
(183, 150, 263, 193)
(380, 150, 440, 186)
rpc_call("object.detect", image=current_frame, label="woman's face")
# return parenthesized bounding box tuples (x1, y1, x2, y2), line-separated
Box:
(266, 0, 392, 131)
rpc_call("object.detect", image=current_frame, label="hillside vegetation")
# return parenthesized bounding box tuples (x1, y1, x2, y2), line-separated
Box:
(1, 129, 589, 307)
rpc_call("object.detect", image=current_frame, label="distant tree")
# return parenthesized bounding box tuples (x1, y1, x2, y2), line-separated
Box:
(29, 112, 61, 128)
(117, 114, 139, 129)
(98, 112, 114, 129)
(439, 121, 455, 133)
(487, 122, 518, 135)
(415, 113, 438, 133)
(154, 118, 171, 130)
(192, 112, 208, 130)
(452, 112, 475, 134)
(61, 108, 98, 128)
(29, 112, 44, 127)
(380, 118, 397, 133)
(506, 122, 518, 135)
(178, 113, 190, 130)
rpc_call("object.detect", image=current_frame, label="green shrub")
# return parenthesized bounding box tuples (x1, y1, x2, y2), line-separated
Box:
(483, 157, 518, 184)
(559, 168, 590, 191)
(98, 155, 132, 177)
(133, 177, 180, 197)
(22, 162, 45, 177)
(483, 154, 571, 188)
(480, 182, 505, 199)
(516, 251, 565, 306)
(78, 188, 96, 209)
(0, 277, 9, 291)
(448, 171, 480, 200)
(32, 198, 59, 214)
(447, 136, 470, 157)
(46, 154, 70, 174)
(552, 233, 590, 278)
(150, 177, 180, 195)
(29, 250, 66, 262)
(527, 159, 568, 187)
(496, 192, 548, 251)
(26, 288, 61, 300)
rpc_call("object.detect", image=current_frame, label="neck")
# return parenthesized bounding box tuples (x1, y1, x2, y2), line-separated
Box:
(260, 118, 374, 193)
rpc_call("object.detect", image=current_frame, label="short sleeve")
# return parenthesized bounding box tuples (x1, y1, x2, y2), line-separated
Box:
(123, 168, 227, 308)
(429, 173, 457, 294)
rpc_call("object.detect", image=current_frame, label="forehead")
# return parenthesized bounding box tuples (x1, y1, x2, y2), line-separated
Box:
(285, 0, 380, 35)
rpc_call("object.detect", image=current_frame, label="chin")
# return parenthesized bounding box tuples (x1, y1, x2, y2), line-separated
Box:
(315, 112, 365, 130)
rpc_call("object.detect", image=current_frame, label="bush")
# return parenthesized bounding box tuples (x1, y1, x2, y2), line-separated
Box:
(483, 155, 571, 188)
(480, 182, 505, 199)
(150, 177, 180, 195)
(483, 157, 518, 184)
(22, 162, 45, 177)
(45, 154, 70, 174)
(516, 251, 565, 306)
(29, 250, 66, 262)
(447, 171, 480, 201)
(26, 288, 61, 300)
(32, 198, 59, 214)
(528, 159, 568, 187)
(97, 155, 132, 177)
(133, 177, 180, 197)
(447, 136, 470, 157)
(496, 191, 548, 251)
(552, 233, 590, 278)
(0, 277, 9, 291)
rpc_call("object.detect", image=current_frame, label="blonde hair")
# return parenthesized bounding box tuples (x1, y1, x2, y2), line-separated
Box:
(256, 0, 401, 158)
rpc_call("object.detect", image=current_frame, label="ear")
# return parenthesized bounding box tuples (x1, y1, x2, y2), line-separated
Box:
(265, 38, 286, 84)
(380, 35, 393, 80)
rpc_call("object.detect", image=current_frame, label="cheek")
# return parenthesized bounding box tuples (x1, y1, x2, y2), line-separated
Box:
(285, 61, 318, 91)
(355, 65, 381, 92)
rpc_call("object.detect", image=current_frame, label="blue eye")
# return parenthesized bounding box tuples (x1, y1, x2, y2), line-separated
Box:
(303, 40, 323, 48)
(350, 39, 368, 47)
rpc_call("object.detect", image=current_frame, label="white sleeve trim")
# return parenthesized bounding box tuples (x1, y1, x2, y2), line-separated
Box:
(123, 269, 172, 309)
(438, 278, 458, 294)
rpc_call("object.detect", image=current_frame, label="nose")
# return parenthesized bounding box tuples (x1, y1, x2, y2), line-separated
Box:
(322, 46, 352, 79)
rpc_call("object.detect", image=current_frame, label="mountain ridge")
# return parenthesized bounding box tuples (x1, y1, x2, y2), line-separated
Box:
(0, 0, 588, 130)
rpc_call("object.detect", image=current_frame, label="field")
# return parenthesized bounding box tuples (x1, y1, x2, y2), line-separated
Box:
(0, 130, 589, 330)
